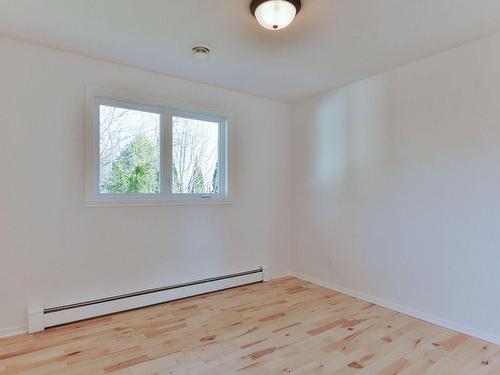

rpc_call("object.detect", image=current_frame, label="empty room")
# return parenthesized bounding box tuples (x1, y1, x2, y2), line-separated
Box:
(2, 0, 500, 373)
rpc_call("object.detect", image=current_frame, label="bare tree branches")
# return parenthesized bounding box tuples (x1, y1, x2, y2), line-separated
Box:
(172, 117, 219, 194)
(99, 105, 160, 192)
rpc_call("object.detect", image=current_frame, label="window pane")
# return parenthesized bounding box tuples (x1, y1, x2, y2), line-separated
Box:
(172, 116, 219, 194)
(99, 104, 160, 194)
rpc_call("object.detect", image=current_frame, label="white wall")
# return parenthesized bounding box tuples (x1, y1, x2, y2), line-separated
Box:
(4, 30, 500, 343)
(291, 32, 500, 343)
(0, 37, 292, 334)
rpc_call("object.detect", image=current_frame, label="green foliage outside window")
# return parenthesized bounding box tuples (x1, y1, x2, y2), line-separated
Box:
(104, 136, 159, 193)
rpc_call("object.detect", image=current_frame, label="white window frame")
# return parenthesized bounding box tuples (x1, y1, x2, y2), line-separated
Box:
(85, 86, 231, 207)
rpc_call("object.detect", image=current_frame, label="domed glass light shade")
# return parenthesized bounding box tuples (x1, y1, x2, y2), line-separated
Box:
(251, 0, 301, 30)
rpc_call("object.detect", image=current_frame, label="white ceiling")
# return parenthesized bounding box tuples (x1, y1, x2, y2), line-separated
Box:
(2, 0, 500, 101)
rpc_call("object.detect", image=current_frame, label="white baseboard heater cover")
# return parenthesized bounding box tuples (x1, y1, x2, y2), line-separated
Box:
(28, 266, 268, 333)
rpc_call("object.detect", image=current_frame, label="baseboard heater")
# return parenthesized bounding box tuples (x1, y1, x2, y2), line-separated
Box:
(28, 266, 268, 333)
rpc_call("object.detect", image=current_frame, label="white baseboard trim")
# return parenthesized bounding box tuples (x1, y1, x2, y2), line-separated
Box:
(0, 325, 27, 339)
(268, 270, 292, 281)
(290, 271, 500, 346)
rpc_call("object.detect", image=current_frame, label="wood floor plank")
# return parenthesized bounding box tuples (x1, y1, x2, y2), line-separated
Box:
(0, 277, 498, 374)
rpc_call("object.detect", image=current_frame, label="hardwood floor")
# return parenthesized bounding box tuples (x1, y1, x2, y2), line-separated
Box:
(1, 277, 499, 374)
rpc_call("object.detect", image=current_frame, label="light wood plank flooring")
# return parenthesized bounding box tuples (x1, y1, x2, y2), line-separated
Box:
(1, 277, 499, 374)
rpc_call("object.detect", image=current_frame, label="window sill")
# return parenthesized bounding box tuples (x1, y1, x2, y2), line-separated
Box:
(84, 199, 233, 208)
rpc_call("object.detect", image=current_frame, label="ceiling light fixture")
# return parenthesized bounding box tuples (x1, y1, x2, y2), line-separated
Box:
(250, 0, 301, 30)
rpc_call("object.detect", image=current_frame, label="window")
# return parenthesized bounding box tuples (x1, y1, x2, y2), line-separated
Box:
(85, 87, 229, 206)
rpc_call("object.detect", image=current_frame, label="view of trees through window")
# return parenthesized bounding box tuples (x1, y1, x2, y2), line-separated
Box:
(172, 116, 219, 194)
(99, 104, 220, 195)
(99, 105, 160, 194)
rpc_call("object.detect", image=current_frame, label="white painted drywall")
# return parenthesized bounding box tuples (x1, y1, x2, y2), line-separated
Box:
(291, 32, 500, 341)
(3, 29, 500, 343)
(0, 37, 292, 333)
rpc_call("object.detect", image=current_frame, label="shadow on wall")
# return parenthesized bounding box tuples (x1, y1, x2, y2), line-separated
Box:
(299, 77, 392, 282)
(310, 77, 389, 220)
